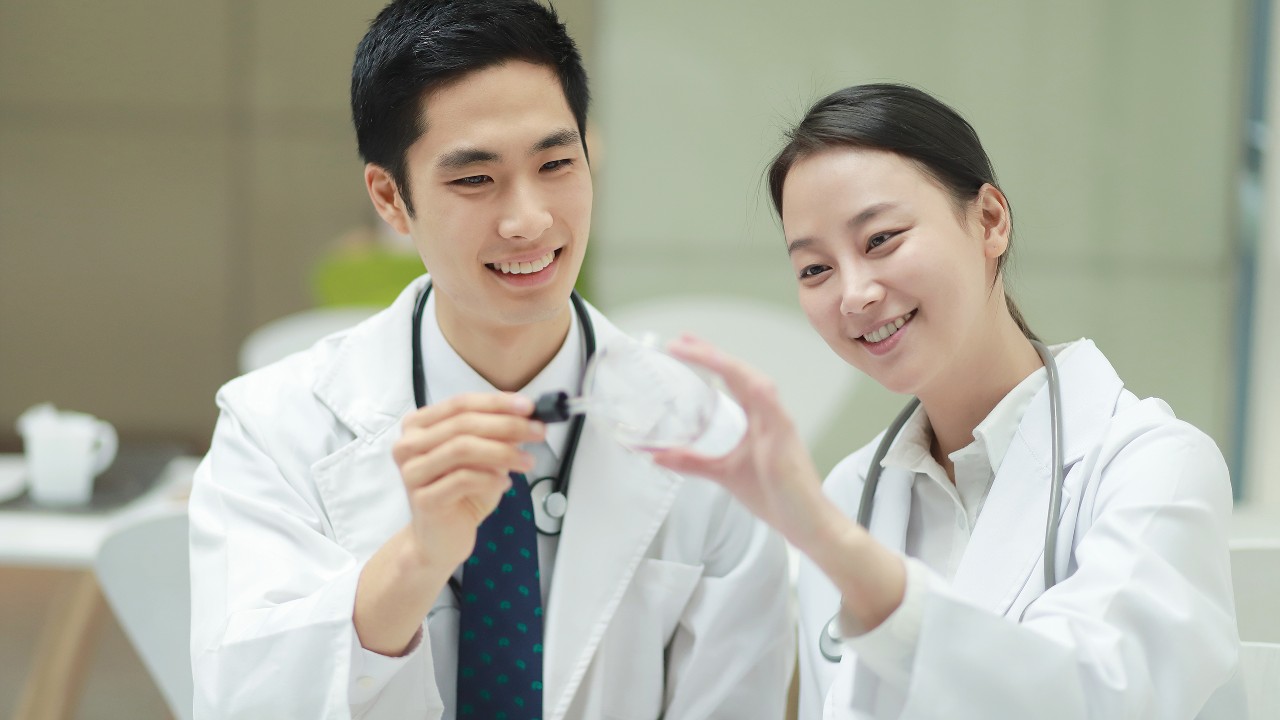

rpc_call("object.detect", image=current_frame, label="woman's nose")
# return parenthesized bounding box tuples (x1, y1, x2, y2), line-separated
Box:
(838, 267, 885, 316)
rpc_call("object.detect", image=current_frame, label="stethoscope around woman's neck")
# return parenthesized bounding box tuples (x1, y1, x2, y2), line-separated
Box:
(411, 281, 596, 536)
(817, 338, 1066, 662)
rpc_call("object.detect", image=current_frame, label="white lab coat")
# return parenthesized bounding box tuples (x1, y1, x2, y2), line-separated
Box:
(189, 276, 794, 720)
(797, 340, 1246, 719)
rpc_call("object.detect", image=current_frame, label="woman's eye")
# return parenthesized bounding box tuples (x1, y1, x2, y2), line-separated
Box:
(799, 265, 829, 279)
(541, 158, 573, 171)
(452, 174, 491, 186)
(867, 230, 901, 251)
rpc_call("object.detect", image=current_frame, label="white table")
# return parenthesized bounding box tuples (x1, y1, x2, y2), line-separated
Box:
(0, 453, 197, 720)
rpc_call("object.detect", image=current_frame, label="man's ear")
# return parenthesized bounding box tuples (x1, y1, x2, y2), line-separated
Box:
(365, 164, 412, 235)
(976, 183, 1011, 260)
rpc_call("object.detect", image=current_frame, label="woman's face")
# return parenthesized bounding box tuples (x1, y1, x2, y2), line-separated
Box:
(781, 147, 1009, 396)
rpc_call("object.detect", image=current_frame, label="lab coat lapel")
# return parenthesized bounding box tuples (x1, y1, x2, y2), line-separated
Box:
(309, 276, 427, 557)
(862, 463, 915, 553)
(542, 311, 685, 720)
(950, 340, 1124, 616)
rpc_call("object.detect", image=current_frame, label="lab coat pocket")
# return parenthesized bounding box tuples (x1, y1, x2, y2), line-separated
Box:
(597, 558, 704, 719)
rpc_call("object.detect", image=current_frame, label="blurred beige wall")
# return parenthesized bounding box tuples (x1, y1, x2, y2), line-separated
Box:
(587, 0, 1248, 476)
(0, 0, 595, 451)
(0, 1, 1253, 469)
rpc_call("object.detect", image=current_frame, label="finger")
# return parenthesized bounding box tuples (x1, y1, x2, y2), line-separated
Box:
(412, 469, 511, 520)
(666, 335, 786, 414)
(402, 392, 535, 430)
(394, 413, 546, 464)
(400, 436, 535, 490)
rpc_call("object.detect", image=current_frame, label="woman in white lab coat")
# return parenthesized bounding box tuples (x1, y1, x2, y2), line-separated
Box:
(654, 83, 1244, 719)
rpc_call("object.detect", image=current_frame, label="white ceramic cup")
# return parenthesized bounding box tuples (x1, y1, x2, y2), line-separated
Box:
(16, 404, 118, 506)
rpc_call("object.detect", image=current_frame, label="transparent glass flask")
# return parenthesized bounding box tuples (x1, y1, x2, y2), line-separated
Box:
(533, 334, 746, 456)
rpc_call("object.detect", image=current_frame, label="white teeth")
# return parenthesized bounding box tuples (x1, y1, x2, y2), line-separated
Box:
(493, 250, 556, 275)
(862, 311, 914, 343)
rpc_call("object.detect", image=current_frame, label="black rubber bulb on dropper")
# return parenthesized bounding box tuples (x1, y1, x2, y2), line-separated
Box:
(531, 391, 573, 423)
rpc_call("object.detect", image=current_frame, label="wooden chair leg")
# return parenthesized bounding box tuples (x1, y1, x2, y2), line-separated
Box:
(12, 570, 105, 720)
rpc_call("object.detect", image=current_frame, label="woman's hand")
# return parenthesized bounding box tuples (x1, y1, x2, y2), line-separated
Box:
(649, 335, 838, 551)
(651, 335, 907, 631)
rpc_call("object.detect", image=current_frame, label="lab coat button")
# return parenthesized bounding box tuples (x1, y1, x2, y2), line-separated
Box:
(357, 676, 375, 690)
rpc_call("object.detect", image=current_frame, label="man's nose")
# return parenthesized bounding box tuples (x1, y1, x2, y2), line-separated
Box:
(498, 182, 553, 241)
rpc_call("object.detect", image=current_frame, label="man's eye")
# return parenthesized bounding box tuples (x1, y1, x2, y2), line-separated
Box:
(799, 265, 829, 279)
(541, 159, 573, 171)
(453, 175, 491, 186)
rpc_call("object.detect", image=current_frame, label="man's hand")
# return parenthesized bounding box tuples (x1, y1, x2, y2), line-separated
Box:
(355, 392, 544, 656)
(393, 392, 545, 571)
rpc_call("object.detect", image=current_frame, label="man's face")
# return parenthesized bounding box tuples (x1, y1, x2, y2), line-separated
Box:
(375, 61, 592, 332)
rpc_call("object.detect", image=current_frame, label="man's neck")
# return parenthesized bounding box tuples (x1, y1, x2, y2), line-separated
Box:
(434, 298, 573, 392)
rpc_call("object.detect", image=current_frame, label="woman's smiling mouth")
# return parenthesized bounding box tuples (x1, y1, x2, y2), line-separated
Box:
(857, 310, 915, 356)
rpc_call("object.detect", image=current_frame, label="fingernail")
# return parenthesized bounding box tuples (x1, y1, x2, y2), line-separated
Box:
(509, 395, 534, 413)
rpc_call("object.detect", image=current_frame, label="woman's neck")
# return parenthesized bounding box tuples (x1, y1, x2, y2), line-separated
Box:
(918, 312, 1043, 482)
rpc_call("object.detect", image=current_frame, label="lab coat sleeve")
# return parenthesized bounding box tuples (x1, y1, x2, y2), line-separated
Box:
(189, 402, 430, 719)
(836, 418, 1239, 720)
(661, 497, 796, 718)
(836, 557, 940, 689)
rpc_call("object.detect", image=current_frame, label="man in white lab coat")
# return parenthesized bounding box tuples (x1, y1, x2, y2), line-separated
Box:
(187, 1, 793, 718)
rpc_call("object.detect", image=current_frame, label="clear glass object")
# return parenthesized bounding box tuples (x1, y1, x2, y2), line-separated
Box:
(541, 334, 746, 456)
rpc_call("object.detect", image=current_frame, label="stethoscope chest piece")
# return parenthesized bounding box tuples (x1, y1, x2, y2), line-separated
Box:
(818, 615, 844, 663)
(529, 475, 567, 534)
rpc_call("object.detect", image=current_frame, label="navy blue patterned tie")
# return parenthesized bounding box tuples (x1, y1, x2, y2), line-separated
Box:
(456, 472, 544, 719)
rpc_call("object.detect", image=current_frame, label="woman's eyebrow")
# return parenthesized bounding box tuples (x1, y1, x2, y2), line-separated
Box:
(786, 202, 903, 256)
(847, 202, 899, 231)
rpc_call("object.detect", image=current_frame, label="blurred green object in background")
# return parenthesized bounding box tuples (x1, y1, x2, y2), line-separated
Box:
(311, 244, 426, 307)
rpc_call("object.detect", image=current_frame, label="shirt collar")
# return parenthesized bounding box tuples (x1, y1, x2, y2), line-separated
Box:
(421, 291, 584, 458)
(881, 340, 1082, 476)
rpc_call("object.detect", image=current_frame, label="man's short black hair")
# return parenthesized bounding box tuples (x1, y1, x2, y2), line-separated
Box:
(352, 0, 590, 215)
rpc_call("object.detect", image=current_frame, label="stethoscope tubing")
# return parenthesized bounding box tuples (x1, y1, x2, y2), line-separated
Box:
(411, 282, 596, 538)
(820, 339, 1065, 663)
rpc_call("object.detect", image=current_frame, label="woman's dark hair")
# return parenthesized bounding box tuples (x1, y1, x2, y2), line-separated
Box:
(767, 83, 1036, 340)
(351, 0, 590, 216)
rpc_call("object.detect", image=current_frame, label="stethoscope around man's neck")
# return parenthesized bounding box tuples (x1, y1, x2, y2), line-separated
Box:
(411, 281, 596, 537)
(817, 338, 1066, 663)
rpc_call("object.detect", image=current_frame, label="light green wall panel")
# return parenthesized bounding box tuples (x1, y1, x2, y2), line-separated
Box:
(590, 0, 1245, 463)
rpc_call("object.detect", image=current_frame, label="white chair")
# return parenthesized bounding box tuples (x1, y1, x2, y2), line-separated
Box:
(239, 306, 380, 374)
(1241, 641, 1280, 719)
(93, 509, 193, 720)
(607, 294, 859, 449)
(1230, 539, 1280, 643)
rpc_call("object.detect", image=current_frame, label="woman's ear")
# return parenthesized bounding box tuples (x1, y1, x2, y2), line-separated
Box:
(365, 164, 412, 236)
(976, 183, 1011, 260)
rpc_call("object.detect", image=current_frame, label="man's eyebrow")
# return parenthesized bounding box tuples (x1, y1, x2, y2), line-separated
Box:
(437, 147, 500, 170)
(530, 128, 581, 155)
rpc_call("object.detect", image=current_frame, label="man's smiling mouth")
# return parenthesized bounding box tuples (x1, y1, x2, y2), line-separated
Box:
(485, 248, 561, 275)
